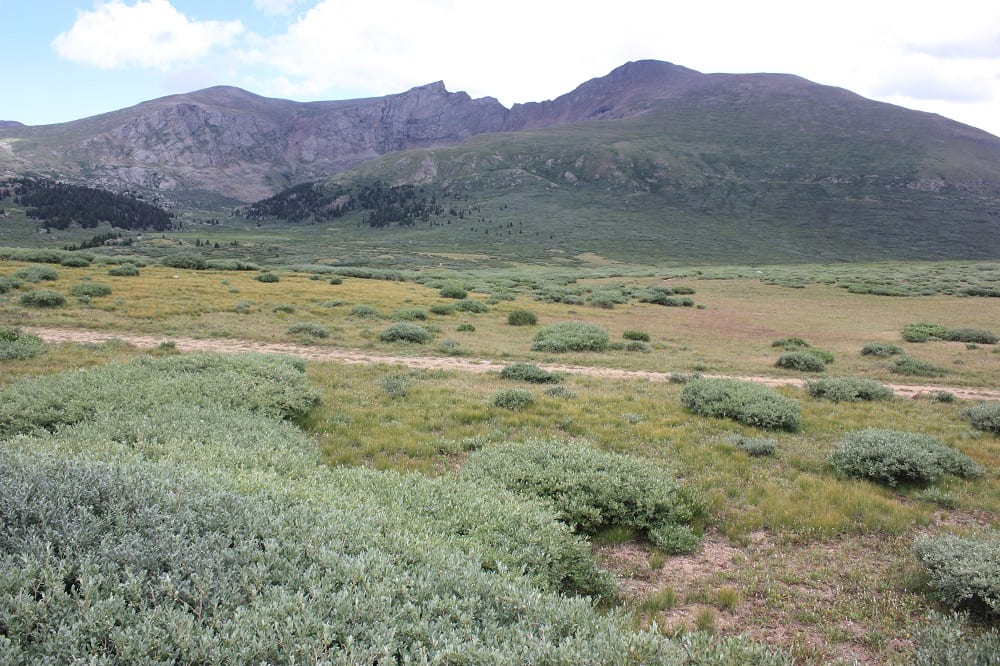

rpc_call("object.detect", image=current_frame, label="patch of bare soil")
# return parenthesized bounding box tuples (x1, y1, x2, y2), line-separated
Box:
(26, 327, 1000, 401)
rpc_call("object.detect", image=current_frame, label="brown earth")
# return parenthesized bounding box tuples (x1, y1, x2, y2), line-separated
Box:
(28, 326, 1000, 402)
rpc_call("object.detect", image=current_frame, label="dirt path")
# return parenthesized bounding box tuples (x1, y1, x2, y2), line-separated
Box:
(27, 326, 1000, 401)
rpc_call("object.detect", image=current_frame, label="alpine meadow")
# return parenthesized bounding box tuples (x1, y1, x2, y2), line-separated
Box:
(1, 60, 998, 664)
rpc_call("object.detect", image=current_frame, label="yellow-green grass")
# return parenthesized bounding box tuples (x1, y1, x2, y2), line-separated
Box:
(3, 260, 999, 389)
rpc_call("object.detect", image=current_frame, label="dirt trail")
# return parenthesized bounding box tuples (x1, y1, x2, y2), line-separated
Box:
(27, 326, 1000, 401)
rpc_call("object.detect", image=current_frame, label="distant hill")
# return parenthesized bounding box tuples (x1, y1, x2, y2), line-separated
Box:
(2, 60, 999, 261)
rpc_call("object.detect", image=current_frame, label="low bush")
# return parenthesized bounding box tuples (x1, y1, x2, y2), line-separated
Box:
(391, 307, 428, 321)
(287, 322, 329, 339)
(379, 322, 432, 343)
(19, 289, 65, 307)
(776, 351, 826, 372)
(586, 289, 628, 309)
(461, 440, 705, 553)
(772, 337, 811, 350)
(913, 534, 1000, 617)
(328, 276, 343, 285)
(828, 429, 983, 486)
(961, 402, 1000, 434)
(272, 303, 295, 313)
(861, 342, 903, 357)
(902, 322, 951, 342)
(491, 388, 535, 410)
(439, 284, 468, 299)
(0, 276, 20, 293)
(456, 322, 476, 332)
(107, 263, 140, 276)
(430, 304, 455, 315)
(532, 322, 609, 353)
(891, 356, 944, 377)
(161, 253, 208, 270)
(622, 330, 650, 342)
(544, 385, 576, 399)
(912, 611, 1000, 664)
(69, 282, 112, 298)
(942, 328, 998, 344)
(59, 255, 91, 267)
(205, 259, 259, 271)
(454, 298, 489, 313)
(254, 271, 280, 283)
(13, 264, 58, 282)
(732, 435, 777, 457)
(349, 304, 382, 319)
(625, 341, 653, 353)
(507, 309, 537, 326)
(806, 376, 893, 402)
(681, 378, 801, 431)
(500, 362, 561, 384)
(0, 327, 46, 360)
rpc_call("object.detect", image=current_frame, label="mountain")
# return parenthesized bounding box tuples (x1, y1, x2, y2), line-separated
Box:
(1, 60, 999, 261)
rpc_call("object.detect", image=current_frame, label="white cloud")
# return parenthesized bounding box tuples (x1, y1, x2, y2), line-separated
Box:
(253, 0, 300, 15)
(53, 0, 244, 70)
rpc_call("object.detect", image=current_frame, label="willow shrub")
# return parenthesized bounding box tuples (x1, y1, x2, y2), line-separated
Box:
(379, 322, 432, 343)
(681, 378, 801, 432)
(828, 429, 983, 487)
(913, 534, 1000, 618)
(532, 322, 609, 353)
(806, 376, 893, 402)
(0, 327, 46, 361)
(775, 351, 826, 372)
(961, 402, 1000, 435)
(499, 362, 561, 384)
(461, 440, 706, 554)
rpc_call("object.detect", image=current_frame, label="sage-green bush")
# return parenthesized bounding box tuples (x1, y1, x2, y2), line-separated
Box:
(860, 342, 902, 357)
(806, 377, 893, 402)
(59, 255, 92, 267)
(623, 330, 650, 342)
(0, 276, 20, 293)
(961, 402, 1000, 435)
(162, 253, 208, 270)
(681, 378, 801, 431)
(391, 307, 428, 321)
(380, 322, 432, 343)
(775, 351, 826, 372)
(732, 435, 777, 457)
(454, 298, 489, 313)
(439, 284, 468, 299)
(13, 264, 58, 282)
(943, 328, 998, 344)
(902, 322, 951, 342)
(461, 440, 706, 554)
(254, 271, 280, 283)
(532, 322, 609, 353)
(349, 304, 382, 319)
(0, 327, 46, 361)
(69, 282, 112, 298)
(19, 289, 65, 307)
(891, 356, 944, 377)
(287, 322, 329, 338)
(507, 309, 538, 326)
(108, 262, 140, 276)
(912, 611, 1000, 664)
(499, 363, 561, 384)
(828, 429, 983, 487)
(491, 388, 534, 410)
(914, 534, 1000, 617)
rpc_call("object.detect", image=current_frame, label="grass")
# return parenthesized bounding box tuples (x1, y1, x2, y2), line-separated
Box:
(2, 257, 999, 663)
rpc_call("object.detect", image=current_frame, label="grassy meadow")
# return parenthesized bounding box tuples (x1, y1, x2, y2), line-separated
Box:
(1, 255, 999, 663)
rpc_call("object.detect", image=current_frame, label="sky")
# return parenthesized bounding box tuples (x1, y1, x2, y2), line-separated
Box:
(1, 0, 999, 137)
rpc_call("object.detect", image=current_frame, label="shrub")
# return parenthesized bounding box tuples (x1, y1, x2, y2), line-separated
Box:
(732, 435, 777, 457)
(491, 388, 534, 410)
(206, 259, 260, 271)
(828, 429, 983, 486)
(943, 328, 998, 344)
(625, 341, 653, 353)
(891, 356, 944, 377)
(328, 276, 343, 285)
(623, 330, 650, 342)
(0, 276, 20, 293)
(507, 309, 538, 326)
(272, 303, 295, 313)
(861, 342, 903, 357)
(681, 378, 801, 431)
(670, 286, 696, 295)
(806, 376, 893, 402)
(772, 337, 811, 350)
(439, 284, 468, 299)
(532, 322, 609, 353)
(391, 307, 428, 321)
(287, 322, 329, 339)
(500, 362, 561, 384)
(902, 322, 950, 342)
(13, 264, 59, 282)
(456, 322, 476, 332)
(454, 298, 489, 313)
(586, 290, 627, 309)
(254, 271, 280, 283)
(19, 289, 65, 307)
(108, 263, 140, 276)
(430, 304, 455, 315)
(0, 327, 46, 360)
(775, 351, 825, 372)
(914, 534, 1000, 617)
(544, 385, 576, 399)
(913, 611, 1000, 664)
(60, 255, 91, 267)
(350, 304, 382, 319)
(161, 253, 208, 270)
(961, 402, 1000, 434)
(380, 323, 432, 343)
(461, 440, 705, 553)
(69, 282, 112, 298)
(377, 374, 412, 397)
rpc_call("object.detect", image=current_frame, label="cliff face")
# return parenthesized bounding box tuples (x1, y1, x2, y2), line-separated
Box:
(2, 60, 999, 203)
